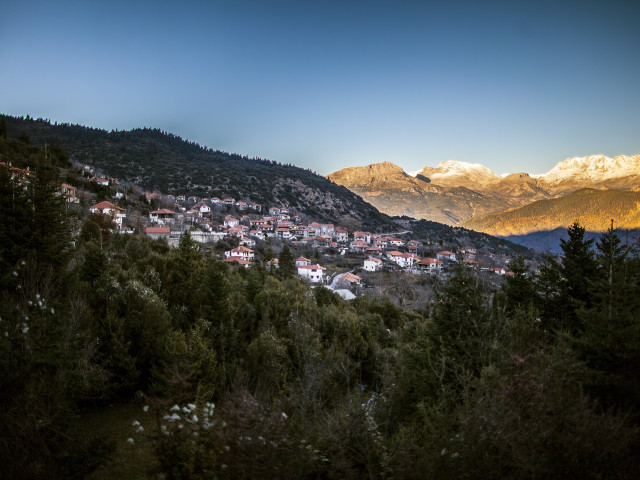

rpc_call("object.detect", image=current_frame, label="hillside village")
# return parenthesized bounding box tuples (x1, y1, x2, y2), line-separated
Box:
(58, 161, 518, 298)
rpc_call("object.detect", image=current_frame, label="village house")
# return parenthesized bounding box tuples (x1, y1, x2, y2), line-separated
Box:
(350, 240, 369, 253)
(224, 257, 252, 268)
(91, 177, 109, 186)
(335, 272, 362, 286)
(363, 256, 383, 272)
(389, 238, 405, 248)
(297, 264, 326, 283)
(416, 257, 443, 273)
(89, 201, 126, 228)
(313, 235, 332, 248)
(335, 228, 349, 243)
(224, 216, 239, 228)
(195, 202, 211, 214)
(149, 208, 176, 224)
(225, 246, 255, 262)
(276, 226, 292, 240)
(145, 226, 171, 240)
(296, 256, 311, 268)
(239, 237, 256, 247)
(309, 222, 335, 237)
(436, 250, 457, 261)
(365, 246, 383, 257)
(353, 231, 372, 243)
(60, 183, 79, 203)
(387, 251, 419, 269)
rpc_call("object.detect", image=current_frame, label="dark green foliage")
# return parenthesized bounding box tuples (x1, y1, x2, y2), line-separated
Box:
(277, 243, 295, 279)
(2, 142, 640, 478)
(501, 254, 538, 314)
(558, 221, 597, 331)
(572, 224, 640, 415)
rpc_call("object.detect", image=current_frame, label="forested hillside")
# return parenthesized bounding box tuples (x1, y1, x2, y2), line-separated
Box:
(2, 136, 640, 479)
(1, 115, 395, 231)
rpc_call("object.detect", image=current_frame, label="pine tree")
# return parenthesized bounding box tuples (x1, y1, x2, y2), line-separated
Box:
(558, 221, 597, 332)
(574, 222, 640, 413)
(278, 244, 295, 279)
(0, 117, 7, 139)
(502, 254, 538, 314)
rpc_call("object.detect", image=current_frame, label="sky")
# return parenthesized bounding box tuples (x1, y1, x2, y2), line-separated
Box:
(2, 0, 639, 176)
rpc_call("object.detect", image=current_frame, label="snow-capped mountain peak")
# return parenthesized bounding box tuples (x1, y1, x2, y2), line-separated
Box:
(542, 154, 640, 183)
(412, 160, 500, 182)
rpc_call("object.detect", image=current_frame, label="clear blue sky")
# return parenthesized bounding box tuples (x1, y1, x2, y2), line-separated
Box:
(2, 0, 639, 175)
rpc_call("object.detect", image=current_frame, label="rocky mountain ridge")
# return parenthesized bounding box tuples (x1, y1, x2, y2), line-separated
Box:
(328, 155, 640, 227)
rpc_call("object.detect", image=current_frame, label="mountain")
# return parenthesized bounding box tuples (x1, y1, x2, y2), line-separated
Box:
(536, 154, 640, 194)
(328, 156, 640, 230)
(412, 160, 501, 189)
(2, 115, 396, 231)
(460, 188, 640, 236)
(327, 162, 509, 224)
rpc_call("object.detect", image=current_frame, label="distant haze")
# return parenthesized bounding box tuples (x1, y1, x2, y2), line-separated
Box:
(1, 0, 639, 175)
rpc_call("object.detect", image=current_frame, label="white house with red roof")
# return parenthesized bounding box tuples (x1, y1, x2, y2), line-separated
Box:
(353, 231, 372, 243)
(60, 183, 79, 203)
(89, 201, 126, 228)
(297, 264, 326, 283)
(336, 272, 362, 285)
(149, 208, 176, 224)
(350, 240, 369, 253)
(387, 251, 419, 269)
(335, 228, 349, 243)
(363, 256, 383, 272)
(436, 250, 457, 261)
(296, 256, 311, 268)
(195, 202, 211, 214)
(416, 258, 443, 273)
(145, 226, 171, 240)
(225, 246, 254, 262)
(224, 216, 239, 228)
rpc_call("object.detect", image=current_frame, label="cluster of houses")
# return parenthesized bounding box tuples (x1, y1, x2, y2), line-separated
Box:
(75, 182, 515, 288)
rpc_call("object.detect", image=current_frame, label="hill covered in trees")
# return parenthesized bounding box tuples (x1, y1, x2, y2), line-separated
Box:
(1, 115, 396, 231)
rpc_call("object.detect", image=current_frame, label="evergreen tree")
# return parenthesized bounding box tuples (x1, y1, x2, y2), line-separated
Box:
(501, 254, 537, 314)
(0, 117, 7, 139)
(574, 222, 640, 414)
(558, 221, 597, 332)
(278, 244, 295, 279)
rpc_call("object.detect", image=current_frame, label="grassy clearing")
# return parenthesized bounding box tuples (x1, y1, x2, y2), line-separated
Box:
(74, 403, 158, 480)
